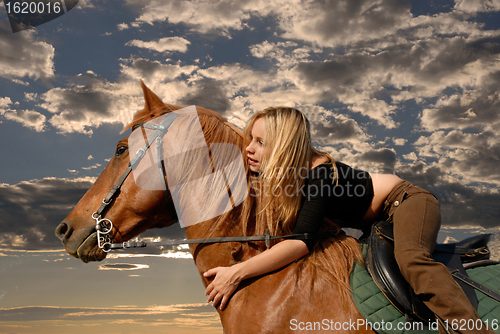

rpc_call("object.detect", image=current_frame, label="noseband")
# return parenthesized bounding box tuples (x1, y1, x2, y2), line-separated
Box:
(93, 112, 180, 252)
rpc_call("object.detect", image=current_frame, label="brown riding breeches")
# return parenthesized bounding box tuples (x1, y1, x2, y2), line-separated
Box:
(379, 181, 493, 334)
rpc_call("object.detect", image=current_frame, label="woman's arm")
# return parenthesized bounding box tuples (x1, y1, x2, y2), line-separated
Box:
(203, 239, 309, 310)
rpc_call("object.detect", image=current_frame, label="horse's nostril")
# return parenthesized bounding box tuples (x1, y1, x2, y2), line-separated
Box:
(55, 222, 70, 241)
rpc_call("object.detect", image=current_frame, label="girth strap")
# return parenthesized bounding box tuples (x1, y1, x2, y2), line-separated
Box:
(450, 269, 500, 302)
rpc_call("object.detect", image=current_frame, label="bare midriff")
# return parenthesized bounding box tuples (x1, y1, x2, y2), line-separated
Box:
(360, 173, 402, 224)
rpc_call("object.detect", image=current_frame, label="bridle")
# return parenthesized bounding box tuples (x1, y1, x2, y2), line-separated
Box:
(93, 111, 180, 252)
(92, 110, 336, 253)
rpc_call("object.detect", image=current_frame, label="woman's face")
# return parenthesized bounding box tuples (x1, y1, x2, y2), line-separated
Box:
(245, 117, 265, 172)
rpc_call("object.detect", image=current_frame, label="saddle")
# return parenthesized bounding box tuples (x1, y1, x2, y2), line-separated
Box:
(365, 220, 499, 325)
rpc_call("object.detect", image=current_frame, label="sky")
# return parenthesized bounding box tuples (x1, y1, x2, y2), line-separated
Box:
(1, 0, 500, 333)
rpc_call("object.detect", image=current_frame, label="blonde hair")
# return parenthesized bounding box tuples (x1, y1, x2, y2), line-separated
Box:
(244, 107, 335, 236)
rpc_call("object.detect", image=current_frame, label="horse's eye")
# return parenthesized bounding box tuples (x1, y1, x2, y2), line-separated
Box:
(115, 146, 128, 156)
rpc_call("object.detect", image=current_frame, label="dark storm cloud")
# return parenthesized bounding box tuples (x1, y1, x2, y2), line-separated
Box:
(397, 163, 500, 228)
(37, 73, 138, 134)
(421, 71, 500, 132)
(8, 109, 44, 124)
(179, 81, 230, 115)
(0, 178, 92, 250)
(414, 130, 500, 184)
(41, 86, 112, 120)
(120, 56, 197, 84)
(124, 57, 166, 78)
(289, 28, 500, 132)
(0, 177, 188, 251)
(359, 148, 398, 173)
(311, 117, 363, 141)
(2, 109, 46, 131)
(295, 35, 500, 99)
(294, 54, 366, 95)
(298, 0, 412, 46)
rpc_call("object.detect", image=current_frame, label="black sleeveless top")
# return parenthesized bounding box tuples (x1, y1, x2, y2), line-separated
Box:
(292, 161, 374, 250)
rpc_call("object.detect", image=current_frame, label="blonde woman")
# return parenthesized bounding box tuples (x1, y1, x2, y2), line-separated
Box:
(204, 107, 490, 334)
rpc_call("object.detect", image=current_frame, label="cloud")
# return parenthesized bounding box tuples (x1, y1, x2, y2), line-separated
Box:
(249, 40, 316, 68)
(98, 263, 149, 271)
(127, 0, 262, 35)
(81, 163, 102, 170)
(0, 25, 55, 80)
(414, 130, 500, 185)
(36, 66, 184, 134)
(123, 0, 413, 48)
(295, 105, 371, 153)
(0, 97, 48, 131)
(393, 138, 407, 146)
(277, 0, 413, 48)
(126, 37, 191, 53)
(0, 177, 189, 251)
(0, 304, 220, 329)
(420, 71, 500, 133)
(358, 148, 398, 173)
(0, 177, 95, 250)
(2, 109, 46, 132)
(39, 78, 114, 134)
(2, 0, 499, 233)
(179, 81, 230, 115)
(117, 22, 130, 30)
(289, 31, 500, 127)
(454, 0, 500, 13)
(397, 162, 500, 228)
(120, 57, 198, 83)
(0, 97, 12, 111)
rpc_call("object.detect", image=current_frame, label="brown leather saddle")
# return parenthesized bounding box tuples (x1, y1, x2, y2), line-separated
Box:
(365, 220, 498, 325)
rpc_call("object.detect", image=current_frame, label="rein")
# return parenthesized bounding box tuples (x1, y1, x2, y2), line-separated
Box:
(105, 229, 337, 251)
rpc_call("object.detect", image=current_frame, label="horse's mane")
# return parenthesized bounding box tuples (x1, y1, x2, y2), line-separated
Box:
(125, 103, 362, 305)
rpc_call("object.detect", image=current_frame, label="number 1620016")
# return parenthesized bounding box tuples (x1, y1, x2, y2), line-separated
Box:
(5, 1, 63, 15)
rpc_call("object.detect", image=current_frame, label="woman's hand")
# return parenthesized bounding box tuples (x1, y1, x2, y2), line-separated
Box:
(203, 240, 309, 310)
(204, 266, 242, 310)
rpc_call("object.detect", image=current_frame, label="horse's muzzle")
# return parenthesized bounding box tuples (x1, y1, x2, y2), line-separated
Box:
(55, 220, 105, 262)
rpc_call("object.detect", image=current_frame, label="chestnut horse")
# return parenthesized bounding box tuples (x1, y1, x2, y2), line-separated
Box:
(55, 81, 374, 334)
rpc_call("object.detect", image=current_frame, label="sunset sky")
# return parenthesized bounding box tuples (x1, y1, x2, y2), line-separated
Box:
(1, 0, 500, 333)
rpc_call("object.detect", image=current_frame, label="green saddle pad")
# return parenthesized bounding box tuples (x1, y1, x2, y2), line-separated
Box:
(351, 243, 500, 334)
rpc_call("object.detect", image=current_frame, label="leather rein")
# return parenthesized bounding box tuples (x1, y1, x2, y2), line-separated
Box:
(93, 111, 335, 252)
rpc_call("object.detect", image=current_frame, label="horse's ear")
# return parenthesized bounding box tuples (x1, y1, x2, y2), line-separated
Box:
(140, 80, 165, 111)
(121, 80, 166, 133)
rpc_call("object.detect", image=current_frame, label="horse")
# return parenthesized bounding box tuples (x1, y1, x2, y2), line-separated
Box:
(55, 81, 377, 333)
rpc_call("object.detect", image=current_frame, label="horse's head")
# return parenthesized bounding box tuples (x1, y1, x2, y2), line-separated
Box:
(55, 81, 244, 262)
